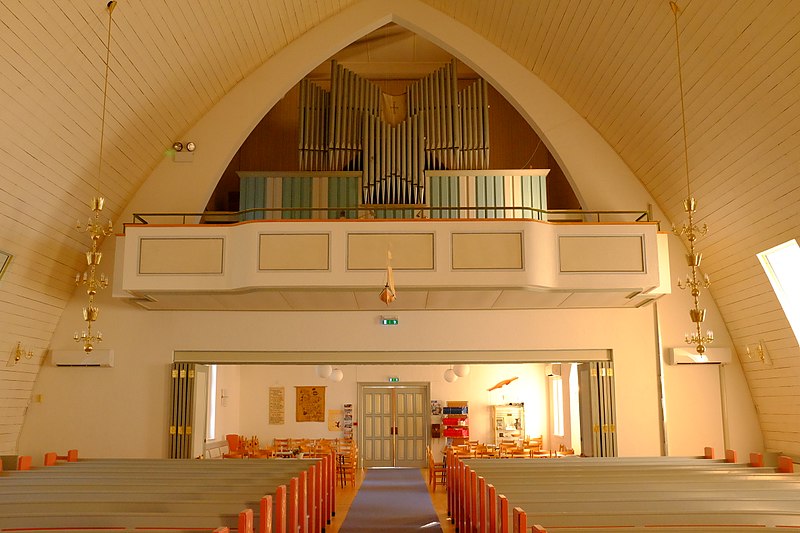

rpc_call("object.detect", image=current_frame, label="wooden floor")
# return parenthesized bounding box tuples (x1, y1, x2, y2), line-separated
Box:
(326, 468, 453, 533)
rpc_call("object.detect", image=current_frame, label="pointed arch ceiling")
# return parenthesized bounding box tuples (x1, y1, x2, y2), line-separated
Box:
(0, 0, 798, 455)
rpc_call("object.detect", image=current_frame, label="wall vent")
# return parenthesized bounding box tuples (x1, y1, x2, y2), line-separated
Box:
(52, 349, 114, 367)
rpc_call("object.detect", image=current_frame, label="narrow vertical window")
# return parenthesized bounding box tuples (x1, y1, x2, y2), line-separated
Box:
(207, 364, 217, 441)
(552, 376, 564, 437)
(757, 239, 800, 343)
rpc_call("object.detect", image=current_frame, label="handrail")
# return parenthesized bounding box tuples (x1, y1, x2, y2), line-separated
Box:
(128, 205, 655, 230)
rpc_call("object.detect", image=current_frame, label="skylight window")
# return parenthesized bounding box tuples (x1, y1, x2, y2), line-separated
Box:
(757, 239, 800, 343)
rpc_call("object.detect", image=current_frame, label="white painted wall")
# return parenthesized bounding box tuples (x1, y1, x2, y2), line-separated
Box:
(21, 290, 664, 462)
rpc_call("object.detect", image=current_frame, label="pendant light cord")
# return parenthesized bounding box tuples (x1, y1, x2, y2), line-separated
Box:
(670, 1, 691, 200)
(98, 1, 117, 195)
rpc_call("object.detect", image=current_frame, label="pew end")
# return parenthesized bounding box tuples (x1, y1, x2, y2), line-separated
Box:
(724, 449, 737, 464)
(259, 494, 272, 533)
(749, 452, 764, 467)
(238, 508, 254, 533)
(44, 449, 79, 466)
(703, 446, 714, 459)
(531, 526, 548, 533)
(17, 455, 32, 471)
(513, 506, 527, 533)
(778, 455, 795, 474)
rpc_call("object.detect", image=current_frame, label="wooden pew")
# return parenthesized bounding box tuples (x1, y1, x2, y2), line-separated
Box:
(0, 454, 335, 533)
(447, 450, 800, 533)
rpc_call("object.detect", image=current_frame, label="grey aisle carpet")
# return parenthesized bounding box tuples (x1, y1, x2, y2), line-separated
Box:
(338, 468, 444, 533)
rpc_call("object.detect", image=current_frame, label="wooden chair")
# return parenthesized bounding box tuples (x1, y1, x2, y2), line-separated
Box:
(475, 443, 499, 458)
(337, 440, 358, 487)
(453, 444, 474, 459)
(223, 434, 243, 458)
(427, 446, 447, 489)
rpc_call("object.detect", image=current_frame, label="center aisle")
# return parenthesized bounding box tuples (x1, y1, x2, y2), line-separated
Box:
(338, 468, 444, 533)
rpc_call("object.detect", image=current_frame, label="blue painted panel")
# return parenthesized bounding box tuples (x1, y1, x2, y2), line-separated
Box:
(328, 176, 358, 219)
(254, 177, 265, 220)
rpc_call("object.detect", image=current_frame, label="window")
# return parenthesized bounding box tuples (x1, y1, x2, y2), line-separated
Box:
(757, 239, 800, 343)
(551, 376, 564, 437)
(206, 364, 217, 441)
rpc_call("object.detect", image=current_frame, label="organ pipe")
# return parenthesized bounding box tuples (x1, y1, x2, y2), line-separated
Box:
(298, 59, 489, 204)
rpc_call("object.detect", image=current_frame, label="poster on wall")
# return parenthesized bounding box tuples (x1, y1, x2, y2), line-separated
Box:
(328, 409, 343, 431)
(431, 399, 442, 416)
(269, 387, 285, 425)
(296, 386, 326, 422)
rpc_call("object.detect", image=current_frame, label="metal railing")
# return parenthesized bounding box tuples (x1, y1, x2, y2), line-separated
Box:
(129, 205, 654, 227)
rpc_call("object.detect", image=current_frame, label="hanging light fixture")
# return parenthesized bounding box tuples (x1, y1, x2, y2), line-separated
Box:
(329, 368, 344, 382)
(378, 250, 396, 305)
(316, 364, 333, 379)
(453, 364, 470, 378)
(670, 2, 713, 356)
(74, 1, 117, 353)
(443, 366, 458, 383)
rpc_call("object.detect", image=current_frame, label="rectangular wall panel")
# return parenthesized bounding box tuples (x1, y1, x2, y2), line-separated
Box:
(559, 235, 644, 273)
(347, 233, 434, 270)
(139, 238, 224, 275)
(452, 232, 523, 270)
(259, 233, 330, 270)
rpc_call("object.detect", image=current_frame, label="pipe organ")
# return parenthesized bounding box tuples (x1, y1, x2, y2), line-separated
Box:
(298, 60, 490, 205)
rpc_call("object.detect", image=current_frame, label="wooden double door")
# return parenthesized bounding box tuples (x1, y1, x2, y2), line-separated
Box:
(358, 383, 429, 468)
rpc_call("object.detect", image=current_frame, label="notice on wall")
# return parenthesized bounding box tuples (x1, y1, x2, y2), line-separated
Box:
(296, 386, 326, 422)
(269, 387, 285, 425)
(328, 409, 343, 431)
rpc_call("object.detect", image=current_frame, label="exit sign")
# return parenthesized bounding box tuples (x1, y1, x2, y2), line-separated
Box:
(381, 316, 399, 326)
(388, 377, 399, 382)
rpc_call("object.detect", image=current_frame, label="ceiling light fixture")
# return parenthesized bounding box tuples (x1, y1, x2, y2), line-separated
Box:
(74, 0, 117, 353)
(670, 2, 713, 356)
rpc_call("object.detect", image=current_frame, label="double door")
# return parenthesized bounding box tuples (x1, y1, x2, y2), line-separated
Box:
(359, 383, 429, 468)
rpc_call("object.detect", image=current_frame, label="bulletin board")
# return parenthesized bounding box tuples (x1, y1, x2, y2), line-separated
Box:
(296, 386, 326, 422)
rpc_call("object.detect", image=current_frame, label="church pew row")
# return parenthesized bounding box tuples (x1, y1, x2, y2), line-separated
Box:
(445, 449, 800, 533)
(3, 464, 322, 531)
(0, 473, 301, 532)
(0, 454, 336, 533)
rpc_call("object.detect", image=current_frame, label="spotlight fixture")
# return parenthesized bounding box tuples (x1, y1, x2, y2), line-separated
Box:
(172, 141, 183, 152)
(186, 141, 196, 152)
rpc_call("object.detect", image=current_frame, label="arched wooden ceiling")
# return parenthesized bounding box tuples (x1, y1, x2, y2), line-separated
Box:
(0, 0, 797, 455)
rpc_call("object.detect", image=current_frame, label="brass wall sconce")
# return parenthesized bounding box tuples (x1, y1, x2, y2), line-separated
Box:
(0, 250, 11, 281)
(13, 342, 33, 364)
(744, 341, 772, 365)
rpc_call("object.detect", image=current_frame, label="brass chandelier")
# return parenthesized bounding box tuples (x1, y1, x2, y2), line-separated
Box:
(74, 1, 117, 353)
(670, 2, 713, 356)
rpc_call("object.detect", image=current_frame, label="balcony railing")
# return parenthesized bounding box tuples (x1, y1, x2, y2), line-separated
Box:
(130, 206, 653, 226)
(129, 170, 653, 226)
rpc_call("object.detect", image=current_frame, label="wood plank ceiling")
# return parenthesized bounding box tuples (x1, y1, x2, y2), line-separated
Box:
(0, 0, 798, 455)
